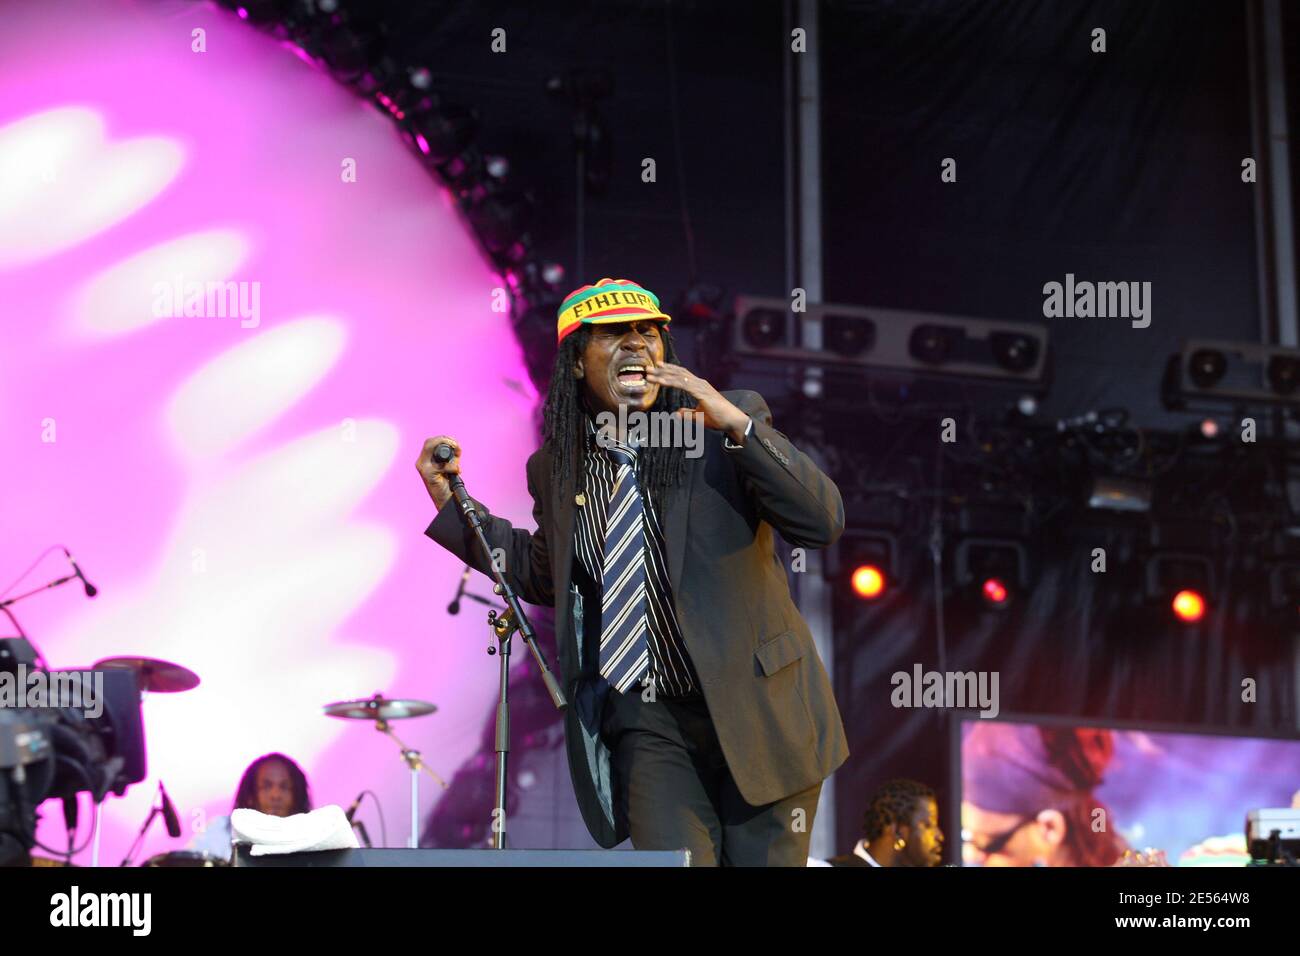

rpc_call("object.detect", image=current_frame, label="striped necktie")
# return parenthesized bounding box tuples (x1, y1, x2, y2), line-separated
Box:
(597, 443, 650, 693)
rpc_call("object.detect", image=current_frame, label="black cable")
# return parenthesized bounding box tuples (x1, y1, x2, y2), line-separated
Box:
(358, 789, 387, 849)
(31, 790, 97, 862)
(930, 443, 948, 679)
(0, 544, 64, 599)
(664, 0, 698, 284)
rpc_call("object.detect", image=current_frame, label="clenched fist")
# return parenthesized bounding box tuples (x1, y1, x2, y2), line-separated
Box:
(415, 436, 461, 511)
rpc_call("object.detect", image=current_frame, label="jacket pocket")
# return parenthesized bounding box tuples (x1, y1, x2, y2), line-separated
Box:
(755, 630, 804, 677)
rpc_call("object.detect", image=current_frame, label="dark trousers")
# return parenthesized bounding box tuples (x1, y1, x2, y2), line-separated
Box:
(600, 686, 821, 866)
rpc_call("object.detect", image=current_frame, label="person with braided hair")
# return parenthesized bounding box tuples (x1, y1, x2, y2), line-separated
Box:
(818, 779, 945, 867)
(417, 278, 848, 865)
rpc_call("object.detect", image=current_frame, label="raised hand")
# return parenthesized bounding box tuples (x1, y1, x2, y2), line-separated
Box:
(644, 362, 749, 443)
(416, 435, 461, 510)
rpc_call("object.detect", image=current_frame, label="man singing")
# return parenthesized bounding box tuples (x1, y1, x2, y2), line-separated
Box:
(416, 277, 848, 865)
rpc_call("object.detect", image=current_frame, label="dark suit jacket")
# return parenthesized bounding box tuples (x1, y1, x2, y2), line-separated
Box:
(425, 389, 850, 847)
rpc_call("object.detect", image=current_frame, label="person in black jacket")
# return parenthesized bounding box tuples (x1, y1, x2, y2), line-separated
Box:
(416, 277, 848, 865)
(822, 779, 944, 867)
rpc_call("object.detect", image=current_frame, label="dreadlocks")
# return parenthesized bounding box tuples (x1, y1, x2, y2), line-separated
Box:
(233, 752, 311, 815)
(541, 324, 697, 503)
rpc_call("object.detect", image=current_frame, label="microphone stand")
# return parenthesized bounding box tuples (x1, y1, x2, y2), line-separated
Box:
(444, 475, 567, 851)
(447, 563, 501, 616)
(372, 716, 447, 849)
(0, 567, 93, 671)
(0, 573, 81, 611)
(119, 785, 165, 867)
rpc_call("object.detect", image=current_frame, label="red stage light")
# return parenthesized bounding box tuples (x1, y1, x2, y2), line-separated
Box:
(981, 577, 1009, 606)
(851, 564, 886, 599)
(1171, 589, 1206, 622)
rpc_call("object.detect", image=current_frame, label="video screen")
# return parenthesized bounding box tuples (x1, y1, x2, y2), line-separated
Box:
(958, 718, 1300, 866)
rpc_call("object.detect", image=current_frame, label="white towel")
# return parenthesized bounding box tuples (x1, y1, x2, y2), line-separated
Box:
(231, 805, 360, 856)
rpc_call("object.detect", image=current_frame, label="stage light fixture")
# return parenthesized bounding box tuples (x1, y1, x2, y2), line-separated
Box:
(828, 530, 898, 603)
(981, 577, 1010, 607)
(731, 297, 1049, 388)
(440, 145, 487, 194)
(676, 282, 727, 326)
(742, 307, 787, 349)
(801, 370, 824, 400)
(955, 538, 1027, 611)
(990, 332, 1039, 373)
(234, 0, 285, 26)
(408, 103, 477, 165)
(851, 564, 887, 600)
(1144, 551, 1214, 625)
(1165, 340, 1300, 410)
(1171, 589, 1206, 623)
(824, 312, 875, 358)
(1267, 355, 1300, 396)
(1188, 348, 1227, 388)
(909, 324, 959, 366)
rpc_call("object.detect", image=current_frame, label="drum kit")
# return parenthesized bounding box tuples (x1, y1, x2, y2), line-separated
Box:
(324, 692, 448, 849)
(2, 549, 448, 866)
(76, 656, 443, 865)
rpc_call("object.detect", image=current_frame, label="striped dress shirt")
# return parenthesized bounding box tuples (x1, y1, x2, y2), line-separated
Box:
(573, 416, 698, 697)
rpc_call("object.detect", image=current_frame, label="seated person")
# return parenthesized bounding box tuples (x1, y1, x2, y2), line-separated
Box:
(812, 778, 944, 867)
(189, 752, 312, 857)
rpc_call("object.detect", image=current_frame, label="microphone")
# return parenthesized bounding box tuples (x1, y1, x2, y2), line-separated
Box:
(432, 443, 477, 520)
(159, 781, 181, 838)
(63, 548, 98, 598)
(343, 791, 373, 847)
(448, 565, 471, 615)
(344, 790, 365, 823)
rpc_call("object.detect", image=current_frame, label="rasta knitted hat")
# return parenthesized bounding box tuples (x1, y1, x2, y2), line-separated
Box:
(555, 277, 671, 344)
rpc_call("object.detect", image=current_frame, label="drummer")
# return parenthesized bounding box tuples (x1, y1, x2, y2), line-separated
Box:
(189, 752, 313, 857)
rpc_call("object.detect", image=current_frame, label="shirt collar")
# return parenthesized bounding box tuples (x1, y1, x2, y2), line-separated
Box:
(853, 840, 882, 867)
(585, 414, 638, 459)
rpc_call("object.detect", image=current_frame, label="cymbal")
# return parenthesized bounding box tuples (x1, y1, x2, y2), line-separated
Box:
(93, 656, 200, 693)
(324, 693, 437, 721)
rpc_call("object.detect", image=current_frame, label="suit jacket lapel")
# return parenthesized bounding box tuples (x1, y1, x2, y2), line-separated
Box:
(552, 455, 577, 603)
(660, 452, 698, 595)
